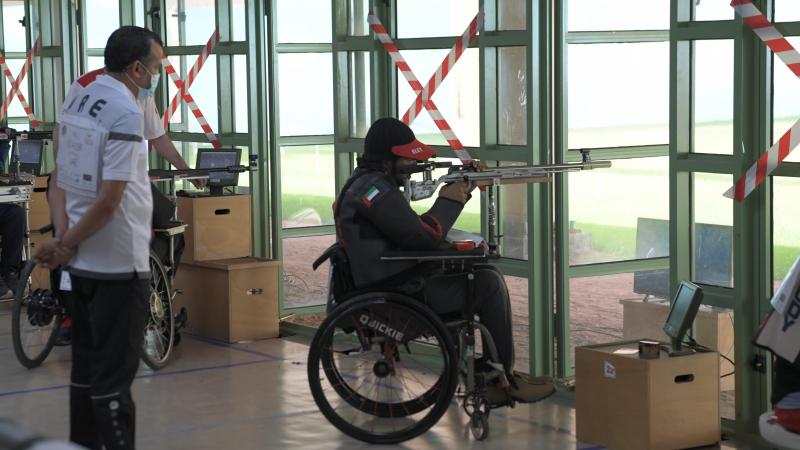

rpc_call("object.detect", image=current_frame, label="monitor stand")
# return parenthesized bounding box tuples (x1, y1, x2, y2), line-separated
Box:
(668, 338, 696, 357)
(209, 186, 225, 197)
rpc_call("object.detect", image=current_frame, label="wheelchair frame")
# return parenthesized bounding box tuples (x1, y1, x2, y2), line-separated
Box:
(308, 248, 513, 443)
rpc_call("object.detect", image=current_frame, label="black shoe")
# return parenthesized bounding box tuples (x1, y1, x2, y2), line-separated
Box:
(1, 271, 19, 296)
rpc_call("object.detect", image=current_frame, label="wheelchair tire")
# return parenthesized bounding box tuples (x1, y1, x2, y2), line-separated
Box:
(11, 260, 63, 369)
(307, 293, 458, 445)
(140, 251, 175, 371)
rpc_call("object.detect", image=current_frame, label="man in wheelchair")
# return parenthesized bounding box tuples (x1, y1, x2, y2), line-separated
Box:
(330, 117, 555, 405)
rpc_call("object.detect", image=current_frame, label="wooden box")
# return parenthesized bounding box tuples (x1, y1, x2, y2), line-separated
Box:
(28, 176, 50, 230)
(176, 194, 252, 263)
(173, 257, 279, 343)
(620, 299, 735, 390)
(576, 341, 720, 450)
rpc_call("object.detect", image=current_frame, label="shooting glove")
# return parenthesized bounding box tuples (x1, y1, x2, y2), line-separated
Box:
(439, 181, 475, 205)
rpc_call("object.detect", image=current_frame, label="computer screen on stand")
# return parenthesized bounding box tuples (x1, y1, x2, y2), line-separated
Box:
(196, 148, 241, 196)
(17, 140, 44, 176)
(663, 280, 704, 356)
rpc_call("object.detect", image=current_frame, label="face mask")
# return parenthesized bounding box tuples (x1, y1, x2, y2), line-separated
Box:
(127, 61, 160, 100)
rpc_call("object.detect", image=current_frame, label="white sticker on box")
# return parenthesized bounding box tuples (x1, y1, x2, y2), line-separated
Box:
(603, 361, 616, 379)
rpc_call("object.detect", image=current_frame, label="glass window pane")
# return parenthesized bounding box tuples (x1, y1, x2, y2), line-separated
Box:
(87, 56, 104, 72)
(348, 0, 369, 36)
(776, 0, 800, 22)
(166, 55, 184, 126)
(134, 0, 144, 27)
(695, 1, 735, 21)
(276, 0, 331, 43)
(410, 157, 481, 233)
(187, 55, 218, 134)
(693, 40, 733, 155)
(569, 274, 629, 362)
(281, 144, 335, 228)
(501, 164, 527, 260)
(498, 47, 526, 146)
(693, 173, 734, 288)
(3, 1, 26, 52)
(166, 0, 217, 47)
(568, 43, 669, 149)
(569, 157, 669, 265)
(232, 0, 246, 41)
(4, 59, 27, 118)
(505, 275, 530, 373)
(397, 0, 479, 39)
(396, 49, 479, 147)
(568, 0, 668, 31)
(498, 0, 525, 31)
(234, 54, 248, 133)
(773, 37, 800, 163)
(349, 52, 371, 138)
(283, 234, 336, 308)
(773, 177, 800, 287)
(278, 53, 334, 136)
(85, 0, 119, 49)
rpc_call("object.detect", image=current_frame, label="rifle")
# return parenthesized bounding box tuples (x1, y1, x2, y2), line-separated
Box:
(402, 149, 611, 256)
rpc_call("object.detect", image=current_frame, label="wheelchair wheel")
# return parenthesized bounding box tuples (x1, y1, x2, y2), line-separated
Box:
(308, 293, 458, 445)
(11, 260, 64, 369)
(140, 251, 175, 370)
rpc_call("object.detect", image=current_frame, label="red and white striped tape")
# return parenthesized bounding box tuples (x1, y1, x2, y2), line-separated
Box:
(0, 37, 42, 128)
(725, 0, 800, 200)
(368, 13, 478, 163)
(162, 29, 221, 126)
(161, 29, 221, 148)
(401, 13, 482, 125)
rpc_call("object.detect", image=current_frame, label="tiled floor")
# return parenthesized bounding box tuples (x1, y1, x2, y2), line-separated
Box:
(0, 303, 778, 449)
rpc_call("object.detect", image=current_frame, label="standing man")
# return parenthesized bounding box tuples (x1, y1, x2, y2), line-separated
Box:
(36, 26, 161, 450)
(54, 46, 202, 269)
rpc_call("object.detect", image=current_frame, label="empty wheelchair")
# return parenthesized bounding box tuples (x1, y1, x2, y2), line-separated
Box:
(307, 245, 512, 444)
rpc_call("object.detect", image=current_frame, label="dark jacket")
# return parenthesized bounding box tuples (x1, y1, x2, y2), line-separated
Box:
(335, 167, 464, 288)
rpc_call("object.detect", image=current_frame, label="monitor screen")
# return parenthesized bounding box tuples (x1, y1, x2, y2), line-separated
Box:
(196, 148, 241, 187)
(663, 280, 703, 344)
(18, 140, 43, 164)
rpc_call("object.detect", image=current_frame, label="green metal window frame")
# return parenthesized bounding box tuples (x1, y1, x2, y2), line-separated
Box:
(5, 0, 792, 435)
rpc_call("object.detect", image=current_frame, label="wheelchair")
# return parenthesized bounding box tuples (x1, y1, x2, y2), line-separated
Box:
(307, 244, 513, 444)
(10, 224, 185, 370)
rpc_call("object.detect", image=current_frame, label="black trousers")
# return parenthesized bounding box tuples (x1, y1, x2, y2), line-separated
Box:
(418, 265, 515, 372)
(0, 204, 24, 275)
(66, 275, 149, 450)
(773, 356, 800, 405)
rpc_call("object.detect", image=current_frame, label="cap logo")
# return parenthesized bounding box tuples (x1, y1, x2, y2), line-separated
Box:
(411, 147, 423, 154)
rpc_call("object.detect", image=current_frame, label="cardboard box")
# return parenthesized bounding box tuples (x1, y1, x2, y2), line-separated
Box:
(28, 176, 50, 230)
(176, 194, 252, 263)
(576, 340, 720, 450)
(620, 299, 735, 390)
(173, 257, 279, 343)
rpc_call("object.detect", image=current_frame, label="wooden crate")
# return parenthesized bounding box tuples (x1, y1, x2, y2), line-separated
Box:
(173, 257, 279, 343)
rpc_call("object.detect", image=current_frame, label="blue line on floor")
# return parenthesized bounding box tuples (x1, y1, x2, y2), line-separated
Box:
(0, 358, 275, 399)
(184, 333, 285, 361)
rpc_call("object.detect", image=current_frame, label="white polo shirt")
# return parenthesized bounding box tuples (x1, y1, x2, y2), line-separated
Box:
(61, 68, 165, 141)
(57, 75, 153, 279)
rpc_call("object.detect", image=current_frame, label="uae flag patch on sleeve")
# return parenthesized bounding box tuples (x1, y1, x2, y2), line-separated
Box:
(362, 185, 380, 206)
